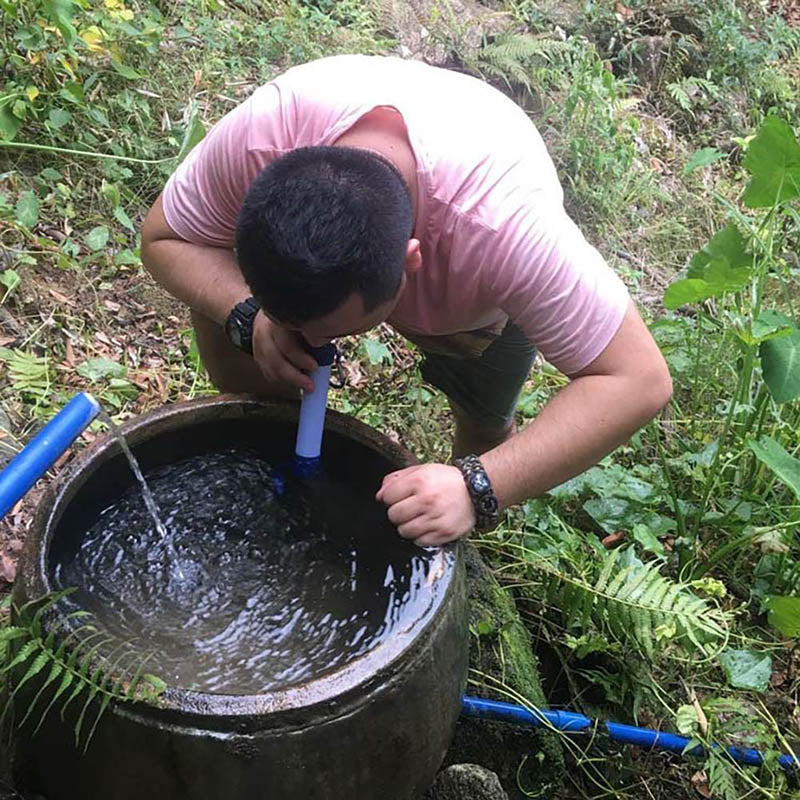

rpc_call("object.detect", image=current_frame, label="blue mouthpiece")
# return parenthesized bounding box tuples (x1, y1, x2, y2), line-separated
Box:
(308, 343, 336, 367)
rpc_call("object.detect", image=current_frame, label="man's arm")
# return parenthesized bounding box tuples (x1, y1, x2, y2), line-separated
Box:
(140, 193, 251, 325)
(376, 301, 672, 545)
(480, 300, 671, 508)
(140, 194, 319, 389)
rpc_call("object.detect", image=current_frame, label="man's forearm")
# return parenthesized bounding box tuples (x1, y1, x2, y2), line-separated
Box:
(480, 371, 668, 509)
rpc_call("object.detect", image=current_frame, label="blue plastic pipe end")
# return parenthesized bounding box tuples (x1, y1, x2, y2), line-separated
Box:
(0, 392, 101, 519)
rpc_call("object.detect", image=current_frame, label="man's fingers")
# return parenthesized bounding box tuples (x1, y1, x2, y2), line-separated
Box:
(386, 496, 424, 527)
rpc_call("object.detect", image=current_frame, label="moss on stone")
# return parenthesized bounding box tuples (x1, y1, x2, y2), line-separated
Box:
(444, 544, 564, 798)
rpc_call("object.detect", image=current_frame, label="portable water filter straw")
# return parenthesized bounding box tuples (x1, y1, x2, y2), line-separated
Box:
(293, 343, 336, 476)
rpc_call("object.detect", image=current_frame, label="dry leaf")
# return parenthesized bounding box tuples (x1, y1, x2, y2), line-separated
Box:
(49, 288, 73, 305)
(64, 337, 76, 367)
(691, 770, 710, 798)
(601, 531, 627, 548)
(0, 553, 16, 583)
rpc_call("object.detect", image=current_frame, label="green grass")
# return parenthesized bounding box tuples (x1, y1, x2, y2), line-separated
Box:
(1, 1, 799, 798)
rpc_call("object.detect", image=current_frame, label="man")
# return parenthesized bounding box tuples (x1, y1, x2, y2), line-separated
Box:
(141, 55, 672, 547)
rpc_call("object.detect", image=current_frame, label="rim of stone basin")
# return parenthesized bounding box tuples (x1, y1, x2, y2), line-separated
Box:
(21, 395, 460, 725)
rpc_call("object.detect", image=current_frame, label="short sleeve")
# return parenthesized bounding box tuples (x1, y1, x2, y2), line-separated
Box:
(162, 86, 282, 248)
(460, 202, 630, 376)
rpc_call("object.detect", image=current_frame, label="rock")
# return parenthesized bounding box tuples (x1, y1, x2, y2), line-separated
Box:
(443, 544, 564, 797)
(424, 764, 508, 800)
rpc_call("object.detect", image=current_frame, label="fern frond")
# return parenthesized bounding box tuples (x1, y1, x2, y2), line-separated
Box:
(1, 592, 166, 748)
(474, 33, 572, 91)
(505, 541, 729, 660)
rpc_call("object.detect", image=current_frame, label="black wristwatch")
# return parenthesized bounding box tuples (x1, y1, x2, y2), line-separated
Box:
(224, 297, 261, 355)
(453, 455, 500, 533)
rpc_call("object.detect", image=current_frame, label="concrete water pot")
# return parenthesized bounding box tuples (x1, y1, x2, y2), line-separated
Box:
(12, 396, 468, 800)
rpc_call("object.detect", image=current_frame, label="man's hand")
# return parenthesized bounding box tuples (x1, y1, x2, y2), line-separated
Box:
(252, 314, 318, 393)
(376, 464, 475, 546)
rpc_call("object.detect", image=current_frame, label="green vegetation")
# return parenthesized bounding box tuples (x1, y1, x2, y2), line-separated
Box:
(1, 1, 799, 798)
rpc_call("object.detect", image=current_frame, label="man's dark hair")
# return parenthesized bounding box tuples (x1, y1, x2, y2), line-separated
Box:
(235, 146, 413, 324)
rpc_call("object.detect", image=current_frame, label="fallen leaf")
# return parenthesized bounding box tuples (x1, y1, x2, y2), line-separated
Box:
(601, 531, 627, 548)
(615, 2, 635, 21)
(691, 770, 710, 798)
(6, 538, 23, 554)
(103, 300, 121, 313)
(0, 553, 16, 583)
(48, 288, 74, 305)
(64, 337, 76, 367)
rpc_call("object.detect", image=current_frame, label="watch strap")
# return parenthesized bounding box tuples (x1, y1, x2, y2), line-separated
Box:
(224, 297, 261, 355)
(453, 454, 500, 533)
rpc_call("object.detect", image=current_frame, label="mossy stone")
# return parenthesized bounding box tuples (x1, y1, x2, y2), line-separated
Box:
(443, 544, 564, 798)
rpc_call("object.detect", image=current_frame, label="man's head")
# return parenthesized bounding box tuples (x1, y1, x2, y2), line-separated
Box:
(235, 146, 417, 336)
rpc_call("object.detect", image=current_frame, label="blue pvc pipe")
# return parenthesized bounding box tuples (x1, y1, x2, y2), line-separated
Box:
(0, 392, 101, 519)
(461, 696, 798, 772)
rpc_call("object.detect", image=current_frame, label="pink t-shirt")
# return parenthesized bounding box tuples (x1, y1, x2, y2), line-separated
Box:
(163, 55, 629, 375)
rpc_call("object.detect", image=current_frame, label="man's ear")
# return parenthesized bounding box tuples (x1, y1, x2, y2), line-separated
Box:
(405, 239, 422, 274)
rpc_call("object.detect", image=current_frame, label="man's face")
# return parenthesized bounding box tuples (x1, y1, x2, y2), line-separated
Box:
(268, 239, 421, 347)
(273, 285, 403, 348)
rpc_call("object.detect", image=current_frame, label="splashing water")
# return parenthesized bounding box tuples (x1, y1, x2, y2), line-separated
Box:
(98, 411, 184, 580)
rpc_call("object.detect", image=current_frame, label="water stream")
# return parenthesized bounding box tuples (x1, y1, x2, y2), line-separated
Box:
(97, 411, 184, 579)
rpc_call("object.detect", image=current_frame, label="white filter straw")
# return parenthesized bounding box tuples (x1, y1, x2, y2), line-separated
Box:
(295, 362, 332, 459)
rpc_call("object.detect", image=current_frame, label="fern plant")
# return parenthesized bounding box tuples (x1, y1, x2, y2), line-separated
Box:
(469, 33, 573, 93)
(0, 348, 51, 408)
(0, 589, 165, 751)
(666, 76, 721, 114)
(496, 522, 729, 660)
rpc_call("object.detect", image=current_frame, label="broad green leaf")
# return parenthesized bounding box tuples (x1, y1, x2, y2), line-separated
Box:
(110, 59, 141, 80)
(85, 225, 109, 251)
(114, 249, 141, 266)
(0, 269, 21, 294)
(47, 108, 71, 129)
(15, 190, 39, 228)
(39, 167, 62, 182)
(632, 523, 665, 557)
(760, 328, 800, 403)
(175, 103, 206, 166)
(676, 704, 700, 735)
(748, 436, 800, 501)
(0, 103, 22, 140)
(750, 310, 794, 344)
(743, 116, 800, 208)
(113, 206, 135, 233)
(663, 278, 709, 309)
(664, 225, 751, 309)
(76, 357, 126, 382)
(719, 649, 772, 692)
(683, 147, 724, 176)
(765, 596, 800, 638)
(60, 81, 85, 105)
(41, 0, 77, 47)
(363, 338, 392, 365)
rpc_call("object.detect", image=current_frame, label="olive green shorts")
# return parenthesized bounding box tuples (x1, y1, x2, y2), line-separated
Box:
(419, 321, 536, 429)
